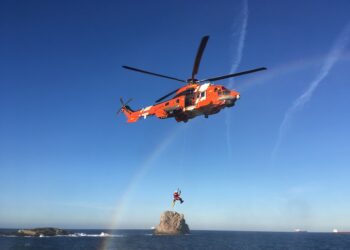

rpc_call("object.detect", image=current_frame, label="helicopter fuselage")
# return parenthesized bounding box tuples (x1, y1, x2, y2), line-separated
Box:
(122, 82, 240, 123)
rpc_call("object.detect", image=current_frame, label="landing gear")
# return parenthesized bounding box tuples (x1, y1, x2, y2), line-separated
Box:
(205, 114, 209, 118)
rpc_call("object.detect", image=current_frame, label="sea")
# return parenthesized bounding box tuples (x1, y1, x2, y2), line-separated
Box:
(1, 229, 350, 250)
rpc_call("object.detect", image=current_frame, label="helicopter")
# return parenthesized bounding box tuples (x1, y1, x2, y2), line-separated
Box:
(118, 36, 266, 123)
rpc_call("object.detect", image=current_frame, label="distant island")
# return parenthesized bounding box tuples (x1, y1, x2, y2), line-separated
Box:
(1, 227, 70, 237)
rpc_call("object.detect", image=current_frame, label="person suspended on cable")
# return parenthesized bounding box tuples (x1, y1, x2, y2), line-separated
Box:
(172, 188, 184, 207)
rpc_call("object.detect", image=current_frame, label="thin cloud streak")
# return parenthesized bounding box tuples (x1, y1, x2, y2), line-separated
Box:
(226, 0, 248, 159)
(271, 22, 350, 162)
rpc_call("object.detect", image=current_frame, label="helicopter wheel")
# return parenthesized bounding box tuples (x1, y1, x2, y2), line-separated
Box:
(205, 114, 209, 118)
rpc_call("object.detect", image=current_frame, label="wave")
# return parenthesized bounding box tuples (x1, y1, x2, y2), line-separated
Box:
(0, 232, 124, 238)
(68, 232, 124, 237)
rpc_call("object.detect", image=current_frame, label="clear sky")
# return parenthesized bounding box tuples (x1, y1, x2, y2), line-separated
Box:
(1, 0, 350, 232)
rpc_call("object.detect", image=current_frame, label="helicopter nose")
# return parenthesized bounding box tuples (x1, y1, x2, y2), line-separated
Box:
(230, 90, 240, 100)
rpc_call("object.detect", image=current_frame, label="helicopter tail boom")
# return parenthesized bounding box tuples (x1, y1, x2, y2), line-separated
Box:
(121, 105, 140, 123)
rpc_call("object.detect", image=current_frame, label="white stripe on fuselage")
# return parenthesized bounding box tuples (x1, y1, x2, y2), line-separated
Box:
(198, 83, 210, 92)
(185, 105, 196, 111)
(194, 83, 210, 104)
(141, 106, 152, 114)
(140, 106, 152, 119)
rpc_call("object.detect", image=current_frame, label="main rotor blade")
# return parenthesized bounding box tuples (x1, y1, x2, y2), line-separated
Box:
(155, 88, 180, 103)
(122, 66, 186, 83)
(191, 36, 209, 81)
(199, 67, 267, 82)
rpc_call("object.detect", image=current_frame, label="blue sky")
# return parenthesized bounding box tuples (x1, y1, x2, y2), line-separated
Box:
(1, 0, 350, 232)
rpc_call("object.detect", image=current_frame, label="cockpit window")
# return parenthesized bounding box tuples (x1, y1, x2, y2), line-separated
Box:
(221, 87, 230, 95)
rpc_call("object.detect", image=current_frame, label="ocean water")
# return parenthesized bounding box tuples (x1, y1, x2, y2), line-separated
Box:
(1, 229, 350, 250)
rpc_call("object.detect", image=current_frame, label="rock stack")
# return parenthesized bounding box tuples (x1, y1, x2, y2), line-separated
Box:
(154, 211, 190, 235)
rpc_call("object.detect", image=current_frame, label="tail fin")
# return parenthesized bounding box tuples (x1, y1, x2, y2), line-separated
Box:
(116, 97, 140, 123)
(121, 105, 140, 123)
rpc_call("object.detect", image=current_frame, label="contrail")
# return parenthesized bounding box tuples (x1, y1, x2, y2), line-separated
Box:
(271, 22, 350, 162)
(228, 0, 248, 83)
(226, 0, 248, 159)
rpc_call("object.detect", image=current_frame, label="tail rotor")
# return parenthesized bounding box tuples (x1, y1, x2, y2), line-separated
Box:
(116, 97, 133, 116)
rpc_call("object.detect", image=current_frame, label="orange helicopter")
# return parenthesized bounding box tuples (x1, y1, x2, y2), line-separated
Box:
(118, 36, 266, 123)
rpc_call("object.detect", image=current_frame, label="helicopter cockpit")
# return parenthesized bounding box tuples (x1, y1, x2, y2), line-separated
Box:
(214, 86, 231, 96)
